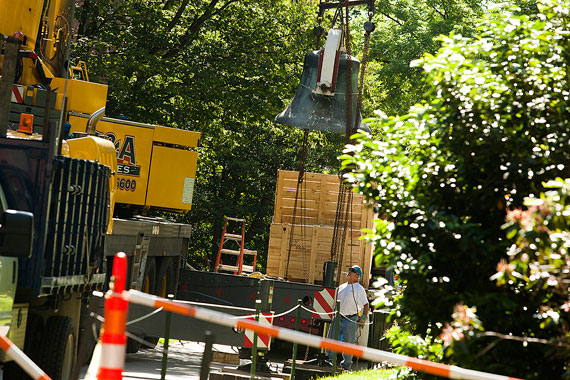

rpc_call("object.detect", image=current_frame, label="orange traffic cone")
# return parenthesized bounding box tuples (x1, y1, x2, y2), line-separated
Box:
(97, 252, 128, 380)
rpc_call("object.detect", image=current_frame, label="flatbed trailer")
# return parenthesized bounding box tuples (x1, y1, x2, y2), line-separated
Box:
(126, 269, 337, 348)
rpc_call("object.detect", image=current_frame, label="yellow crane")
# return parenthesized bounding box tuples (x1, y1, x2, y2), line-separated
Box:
(0, 1, 201, 378)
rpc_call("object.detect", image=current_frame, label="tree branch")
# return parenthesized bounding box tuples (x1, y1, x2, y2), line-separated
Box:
(163, 0, 176, 10)
(480, 331, 568, 347)
(474, 339, 500, 359)
(167, 0, 190, 30)
(378, 11, 403, 26)
(440, 0, 449, 19)
(163, 0, 238, 60)
(431, 4, 446, 19)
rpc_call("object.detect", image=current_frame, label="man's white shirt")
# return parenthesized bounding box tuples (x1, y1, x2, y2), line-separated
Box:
(336, 282, 368, 316)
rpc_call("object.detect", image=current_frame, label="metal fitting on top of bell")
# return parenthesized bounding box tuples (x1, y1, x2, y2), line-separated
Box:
(274, 51, 369, 134)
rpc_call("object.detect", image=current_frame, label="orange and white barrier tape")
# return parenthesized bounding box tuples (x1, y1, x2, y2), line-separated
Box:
(0, 334, 51, 380)
(126, 289, 524, 380)
(98, 252, 129, 380)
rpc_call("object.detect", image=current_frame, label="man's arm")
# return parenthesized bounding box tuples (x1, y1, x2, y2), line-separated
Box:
(358, 303, 369, 322)
(358, 283, 369, 323)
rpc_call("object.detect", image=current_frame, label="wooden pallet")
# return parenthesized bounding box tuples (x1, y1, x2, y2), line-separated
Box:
(267, 170, 374, 287)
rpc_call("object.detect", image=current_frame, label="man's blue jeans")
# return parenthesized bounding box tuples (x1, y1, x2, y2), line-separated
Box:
(328, 314, 359, 369)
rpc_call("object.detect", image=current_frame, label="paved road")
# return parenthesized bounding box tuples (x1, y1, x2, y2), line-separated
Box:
(78, 341, 233, 380)
(0, 341, 233, 380)
(1, 340, 370, 379)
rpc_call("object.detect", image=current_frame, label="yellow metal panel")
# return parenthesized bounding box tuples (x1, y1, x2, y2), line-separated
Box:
(51, 78, 108, 115)
(68, 114, 88, 134)
(60, 140, 70, 157)
(153, 125, 200, 147)
(67, 114, 200, 212)
(146, 146, 199, 211)
(65, 136, 118, 233)
(67, 115, 154, 208)
(0, 0, 43, 50)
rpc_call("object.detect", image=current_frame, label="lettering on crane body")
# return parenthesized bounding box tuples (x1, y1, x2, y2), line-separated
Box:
(106, 132, 141, 191)
(117, 163, 141, 176)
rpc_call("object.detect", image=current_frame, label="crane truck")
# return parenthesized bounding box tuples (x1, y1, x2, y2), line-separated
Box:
(0, 1, 200, 379)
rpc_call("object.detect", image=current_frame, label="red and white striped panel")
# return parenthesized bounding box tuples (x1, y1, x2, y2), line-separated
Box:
(243, 313, 273, 349)
(312, 288, 335, 320)
(11, 85, 24, 103)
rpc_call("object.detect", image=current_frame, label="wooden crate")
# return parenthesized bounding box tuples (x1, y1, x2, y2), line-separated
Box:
(273, 170, 371, 230)
(267, 170, 374, 287)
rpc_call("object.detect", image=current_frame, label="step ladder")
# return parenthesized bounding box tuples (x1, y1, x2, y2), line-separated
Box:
(214, 217, 257, 274)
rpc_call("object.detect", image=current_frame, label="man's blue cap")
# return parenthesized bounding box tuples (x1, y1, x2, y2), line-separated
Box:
(349, 265, 362, 278)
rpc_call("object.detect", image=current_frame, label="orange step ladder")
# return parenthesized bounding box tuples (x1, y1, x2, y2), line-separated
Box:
(214, 217, 257, 274)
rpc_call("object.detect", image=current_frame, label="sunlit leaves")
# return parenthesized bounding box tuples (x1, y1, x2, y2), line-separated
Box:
(344, 0, 570, 377)
(367, 0, 487, 116)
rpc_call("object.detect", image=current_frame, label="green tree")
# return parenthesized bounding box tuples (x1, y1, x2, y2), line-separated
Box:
(73, 0, 347, 269)
(498, 179, 570, 358)
(362, 0, 542, 117)
(343, 0, 570, 378)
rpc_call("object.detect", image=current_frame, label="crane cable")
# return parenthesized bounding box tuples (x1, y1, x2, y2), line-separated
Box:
(284, 130, 309, 280)
(330, 1, 375, 285)
(287, 2, 376, 283)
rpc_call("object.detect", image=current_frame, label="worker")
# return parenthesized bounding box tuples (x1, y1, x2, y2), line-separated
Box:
(328, 265, 369, 370)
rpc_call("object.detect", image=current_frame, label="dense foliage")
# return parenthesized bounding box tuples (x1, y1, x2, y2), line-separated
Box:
(363, 0, 486, 116)
(73, 0, 346, 268)
(71, 0, 507, 270)
(362, 0, 540, 118)
(343, 1, 570, 378)
(498, 178, 570, 358)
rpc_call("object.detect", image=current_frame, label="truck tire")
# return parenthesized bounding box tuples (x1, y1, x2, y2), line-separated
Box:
(76, 319, 99, 366)
(2, 361, 27, 379)
(2, 313, 45, 380)
(126, 335, 142, 353)
(37, 316, 76, 380)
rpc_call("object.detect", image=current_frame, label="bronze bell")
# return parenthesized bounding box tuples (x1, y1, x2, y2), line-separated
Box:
(275, 50, 369, 134)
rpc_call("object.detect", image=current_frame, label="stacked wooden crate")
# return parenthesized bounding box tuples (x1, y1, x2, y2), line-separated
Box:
(266, 170, 374, 287)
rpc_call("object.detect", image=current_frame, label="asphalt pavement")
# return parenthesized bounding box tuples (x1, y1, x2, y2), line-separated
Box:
(0, 340, 370, 379)
(78, 341, 232, 380)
